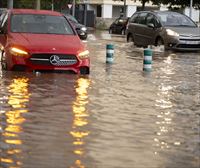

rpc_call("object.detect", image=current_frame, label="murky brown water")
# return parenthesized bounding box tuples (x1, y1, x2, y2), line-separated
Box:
(0, 31, 200, 168)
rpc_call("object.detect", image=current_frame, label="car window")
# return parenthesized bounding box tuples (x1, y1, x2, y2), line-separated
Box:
(10, 14, 75, 34)
(146, 14, 161, 28)
(130, 13, 139, 23)
(0, 12, 8, 32)
(146, 14, 154, 25)
(114, 18, 120, 24)
(0, 12, 6, 24)
(116, 18, 127, 25)
(154, 17, 161, 28)
(137, 12, 147, 25)
(120, 19, 127, 24)
(65, 14, 79, 24)
(157, 12, 197, 27)
(0, 12, 7, 28)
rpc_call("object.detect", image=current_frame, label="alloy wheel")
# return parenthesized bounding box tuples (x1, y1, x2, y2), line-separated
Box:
(156, 38, 164, 46)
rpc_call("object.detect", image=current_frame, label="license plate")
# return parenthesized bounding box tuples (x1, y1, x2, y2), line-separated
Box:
(181, 40, 200, 44)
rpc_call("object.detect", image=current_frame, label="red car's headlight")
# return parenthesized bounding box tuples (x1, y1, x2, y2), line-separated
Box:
(9, 47, 28, 56)
(78, 50, 89, 59)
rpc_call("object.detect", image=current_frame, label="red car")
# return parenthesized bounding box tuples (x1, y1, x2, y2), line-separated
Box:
(0, 9, 90, 74)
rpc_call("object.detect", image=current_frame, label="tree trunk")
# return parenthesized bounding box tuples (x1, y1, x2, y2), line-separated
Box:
(8, 0, 13, 9)
(36, 0, 40, 9)
(142, 1, 145, 10)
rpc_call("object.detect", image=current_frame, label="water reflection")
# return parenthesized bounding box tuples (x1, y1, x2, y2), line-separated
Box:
(70, 77, 91, 168)
(154, 54, 175, 152)
(0, 77, 30, 168)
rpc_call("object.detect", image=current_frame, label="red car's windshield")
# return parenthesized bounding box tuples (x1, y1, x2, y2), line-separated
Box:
(10, 14, 75, 35)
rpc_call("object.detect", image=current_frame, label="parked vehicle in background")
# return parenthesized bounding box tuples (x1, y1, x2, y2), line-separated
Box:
(126, 10, 200, 51)
(64, 13, 87, 40)
(109, 17, 129, 35)
(0, 8, 6, 16)
(0, 9, 90, 74)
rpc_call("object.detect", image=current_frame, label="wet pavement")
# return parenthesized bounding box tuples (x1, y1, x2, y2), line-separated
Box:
(0, 31, 200, 168)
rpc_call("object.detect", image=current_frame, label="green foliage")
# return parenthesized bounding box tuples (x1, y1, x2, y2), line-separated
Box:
(115, 0, 200, 9)
(0, 0, 78, 11)
(1, 0, 200, 10)
(13, 0, 35, 8)
(0, 0, 7, 7)
(151, 0, 200, 9)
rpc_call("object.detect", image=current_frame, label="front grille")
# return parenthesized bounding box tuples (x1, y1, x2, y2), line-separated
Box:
(178, 36, 200, 48)
(180, 34, 200, 38)
(35, 70, 76, 74)
(177, 44, 200, 48)
(179, 38, 200, 41)
(30, 54, 78, 66)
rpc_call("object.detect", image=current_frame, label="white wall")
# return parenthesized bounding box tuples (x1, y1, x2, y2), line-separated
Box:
(102, 4, 112, 18)
(127, 5, 137, 17)
(184, 7, 200, 22)
(112, 6, 122, 18)
(160, 6, 168, 11)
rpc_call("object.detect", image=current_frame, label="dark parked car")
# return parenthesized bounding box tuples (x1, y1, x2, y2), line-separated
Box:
(126, 10, 200, 51)
(0, 8, 6, 16)
(64, 14, 87, 40)
(109, 17, 129, 35)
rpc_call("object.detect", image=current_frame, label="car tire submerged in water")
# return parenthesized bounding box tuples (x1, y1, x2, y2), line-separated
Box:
(109, 28, 112, 34)
(121, 29, 126, 35)
(156, 37, 164, 46)
(81, 34, 87, 40)
(155, 37, 166, 50)
(80, 67, 90, 75)
(127, 34, 134, 42)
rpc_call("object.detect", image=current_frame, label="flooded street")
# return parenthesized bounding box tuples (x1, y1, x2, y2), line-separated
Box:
(0, 31, 200, 168)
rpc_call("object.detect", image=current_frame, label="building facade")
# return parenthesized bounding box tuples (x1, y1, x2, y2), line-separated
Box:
(79, 0, 199, 22)
(76, 0, 200, 29)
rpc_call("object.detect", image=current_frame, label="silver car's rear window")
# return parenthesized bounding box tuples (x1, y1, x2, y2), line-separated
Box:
(157, 12, 197, 27)
(10, 14, 75, 35)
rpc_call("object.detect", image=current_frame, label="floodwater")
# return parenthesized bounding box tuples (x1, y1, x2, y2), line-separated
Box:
(0, 31, 200, 168)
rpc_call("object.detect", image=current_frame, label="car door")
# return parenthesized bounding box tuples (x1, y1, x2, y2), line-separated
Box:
(127, 12, 139, 41)
(141, 13, 161, 46)
(133, 12, 148, 46)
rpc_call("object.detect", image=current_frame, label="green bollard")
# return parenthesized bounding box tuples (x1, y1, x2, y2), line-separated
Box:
(106, 44, 114, 64)
(143, 48, 153, 71)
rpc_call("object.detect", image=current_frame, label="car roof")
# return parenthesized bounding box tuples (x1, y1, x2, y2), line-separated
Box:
(8, 9, 62, 16)
(117, 16, 128, 19)
(154, 10, 181, 15)
(64, 13, 72, 16)
(64, 13, 75, 18)
(135, 10, 182, 15)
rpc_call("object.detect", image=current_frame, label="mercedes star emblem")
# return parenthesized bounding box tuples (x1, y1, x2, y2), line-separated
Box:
(49, 55, 60, 65)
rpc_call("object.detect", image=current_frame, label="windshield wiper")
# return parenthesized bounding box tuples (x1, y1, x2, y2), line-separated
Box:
(178, 25, 196, 27)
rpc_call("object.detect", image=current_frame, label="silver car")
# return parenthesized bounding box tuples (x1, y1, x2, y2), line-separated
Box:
(126, 11, 200, 51)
